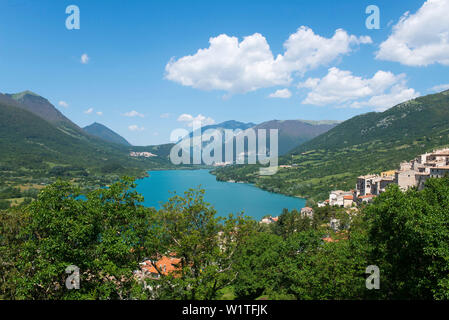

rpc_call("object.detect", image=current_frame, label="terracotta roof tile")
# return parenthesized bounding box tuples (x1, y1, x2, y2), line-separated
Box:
(142, 255, 181, 276)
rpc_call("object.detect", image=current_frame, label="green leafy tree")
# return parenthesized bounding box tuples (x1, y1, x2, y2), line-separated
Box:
(277, 227, 368, 300)
(233, 231, 284, 299)
(273, 209, 312, 238)
(13, 177, 155, 300)
(0, 200, 11, 210)
(364, 178, 449, 299)
(0, 208, 26, 299)
(145, 188, 254, 300)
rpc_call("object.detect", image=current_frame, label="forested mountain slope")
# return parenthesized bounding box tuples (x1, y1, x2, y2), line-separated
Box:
(213, 90, 449, 201)
(83, 122, 132, 146)
(0, 94, 172, 183)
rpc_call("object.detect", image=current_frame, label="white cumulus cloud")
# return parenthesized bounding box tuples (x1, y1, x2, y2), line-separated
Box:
(81, 53, 89, 64)
(177, 113, 215, 127)
(299, 67, 419, 111)
(430, 83, 449, 92)
(278, 27, 372, 76)
(376, 0, 449, 66)
(269, 88, 292, 99)
(58, 101, 69, 108)
(84, 108, 103, 115)
(128, 125, 145, 132)
(355, 85, 420, 111)
(123, 110, 144, 118)
(165, 27, 371, 94)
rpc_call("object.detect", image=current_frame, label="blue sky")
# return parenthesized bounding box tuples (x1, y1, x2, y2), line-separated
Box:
(1, 0, 448, 145)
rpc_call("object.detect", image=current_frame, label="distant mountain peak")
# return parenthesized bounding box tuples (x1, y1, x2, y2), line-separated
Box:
(6, 90, 77, 128)
(219, 120, 256, 127)
(253, 119, 339, 154)
(187, 120, 257, 140)
(85, 122, 106, 129)
(9, 90, 41, 100)
(296, 119, 342, 126)
(83, 122, 132, 146)
(210, 120, 257, 129)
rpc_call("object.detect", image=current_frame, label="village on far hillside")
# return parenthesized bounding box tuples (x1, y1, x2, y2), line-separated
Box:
(129, 151, 157, 158)
(259, 147, 449, 236)
(320, 147, 449, 208)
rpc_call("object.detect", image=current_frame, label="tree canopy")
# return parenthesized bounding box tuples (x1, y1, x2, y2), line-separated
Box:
(1, 176, 449, 300)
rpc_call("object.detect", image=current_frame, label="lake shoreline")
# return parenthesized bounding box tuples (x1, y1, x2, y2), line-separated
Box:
(136, 169, 306, 221)
(209, 169, 309, 200)
(147, 167, 308, 202)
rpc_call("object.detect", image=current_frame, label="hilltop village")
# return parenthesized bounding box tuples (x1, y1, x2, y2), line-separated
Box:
(318, 147, 449, 208)
(260, 148, 449, 235)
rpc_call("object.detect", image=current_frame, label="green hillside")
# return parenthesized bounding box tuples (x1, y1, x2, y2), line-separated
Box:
(6, 91, 81, 131)
(212, 90, 449, 201)
(0, 95, 174, 187)
(83, 122, 132, 146)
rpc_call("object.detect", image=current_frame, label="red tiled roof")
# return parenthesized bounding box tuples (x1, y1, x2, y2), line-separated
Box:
(142, 255, 181, 276)
(359, 195, 375, 199)
(343, 195, 353, 200)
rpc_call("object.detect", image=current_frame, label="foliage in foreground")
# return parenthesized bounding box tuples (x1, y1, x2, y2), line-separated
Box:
(1, 177, 449, 300)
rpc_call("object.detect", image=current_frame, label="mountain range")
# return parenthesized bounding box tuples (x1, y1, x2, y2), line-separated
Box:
(1, 90, 336, 184)
(213, 89, 449, 201)
(252, 120, 339, 155)
(0, 91, 174, 182)
(199, 120, 257, 132)
(186, 119, 339, 158)
(6, 87, 447, 201)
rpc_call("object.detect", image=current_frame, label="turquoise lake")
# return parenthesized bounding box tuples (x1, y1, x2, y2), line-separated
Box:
(136, 169, 306, 221)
